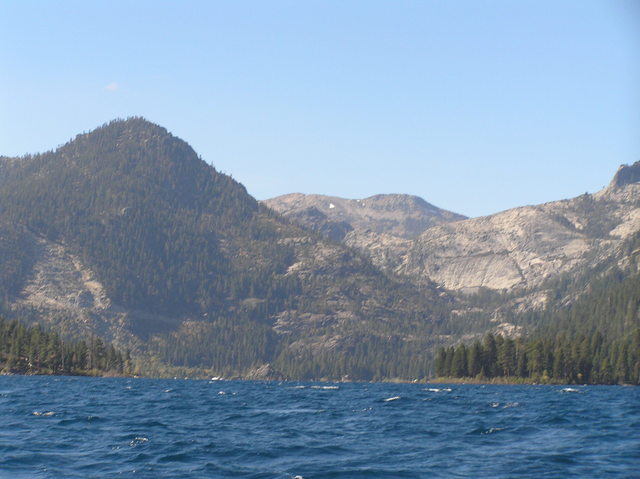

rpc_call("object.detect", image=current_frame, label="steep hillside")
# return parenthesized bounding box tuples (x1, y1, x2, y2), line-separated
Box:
(265, 161, 640, 369)
(416, 164, 640, 373)
(0, 118, 452, 379)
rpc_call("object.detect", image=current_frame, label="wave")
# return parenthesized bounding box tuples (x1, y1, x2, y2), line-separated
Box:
(2, 376, 636, 479)
(482, 427, 506, 435)
(31, 411, 55, 417)
(560, 387, 583, 393)
(128, 437, 149, 447)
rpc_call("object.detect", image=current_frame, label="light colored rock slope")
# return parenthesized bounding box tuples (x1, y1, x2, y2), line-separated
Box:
(401, 165, 640, 292)
(266, 163, 640, 294)
(264, 193, 466, 271)
(265, 193, 465, 239)
(13, 235, 176, 349)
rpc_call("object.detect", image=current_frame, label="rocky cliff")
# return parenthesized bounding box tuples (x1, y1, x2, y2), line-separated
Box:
(608, 161, 640, 189)
(267, 164, 640, 296)
(401, 169, 640, 292)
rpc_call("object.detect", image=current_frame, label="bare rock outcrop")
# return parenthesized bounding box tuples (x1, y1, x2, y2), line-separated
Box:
(265, 193, 465, 239)
(264, 193, 465, 271)
(402, 179, 640, 292)
(13, 235, 152, 350)
(607, 161, 640, 190)
(267, 164, 640, 295)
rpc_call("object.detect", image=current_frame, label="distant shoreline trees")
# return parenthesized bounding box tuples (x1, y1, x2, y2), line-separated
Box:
(0, 317, 131, 376)
(435, 331, 640, 385)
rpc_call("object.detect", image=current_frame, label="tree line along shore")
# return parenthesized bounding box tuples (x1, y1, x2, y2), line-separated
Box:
(434, 331, 640, 385)
(0, 317, 132, 376)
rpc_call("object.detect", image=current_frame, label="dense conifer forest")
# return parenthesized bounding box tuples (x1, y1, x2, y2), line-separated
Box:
(0, 317, 131, 376)
(434, 330, 640, 385)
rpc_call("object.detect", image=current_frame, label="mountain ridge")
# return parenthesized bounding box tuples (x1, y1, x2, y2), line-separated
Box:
(0, 117, 452, 380)
(0, 117, 637, 381)
(264, 192, 466, 272)
(401, 178, 640, 293)
(266, 162, 640, 295)
(264, 192, 466, 240)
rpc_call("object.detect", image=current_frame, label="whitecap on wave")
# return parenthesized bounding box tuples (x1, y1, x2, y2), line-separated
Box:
(424, 388, 452, 393)
(32, 411, 56, 417)
(490, 401, 520, 409)
(481, 427, 505, 435)
(310, 386, 339, 390)
(561, 387, 582, 393)
(128, 437, 149, 447)
(384, 396, 401, 402)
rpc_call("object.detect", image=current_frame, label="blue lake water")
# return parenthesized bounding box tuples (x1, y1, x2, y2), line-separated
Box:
(0, 376, 638, 478)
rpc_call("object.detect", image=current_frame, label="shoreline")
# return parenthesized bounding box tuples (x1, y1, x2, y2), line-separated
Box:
(1, 371, 634, 386)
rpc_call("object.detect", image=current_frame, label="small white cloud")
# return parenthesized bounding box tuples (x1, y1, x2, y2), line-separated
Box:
(105, 82, 119, 91)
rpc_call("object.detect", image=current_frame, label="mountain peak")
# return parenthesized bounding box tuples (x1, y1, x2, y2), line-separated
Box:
(100, 116, 167, 134)
(361, 194, 447, 214)
(608, 161, 640, 189)
(264, 192, 465, 240)
(52, 117, 207, 176)
(70, 117, 173, 148)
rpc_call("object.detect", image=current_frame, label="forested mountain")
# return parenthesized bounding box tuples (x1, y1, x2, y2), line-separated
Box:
(0, 118, 454, 380)
(0, 118, 637, 382)
(435, 259, 640, 385)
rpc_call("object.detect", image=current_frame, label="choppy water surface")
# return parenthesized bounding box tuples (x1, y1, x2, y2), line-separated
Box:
(0, 377, 638, 478)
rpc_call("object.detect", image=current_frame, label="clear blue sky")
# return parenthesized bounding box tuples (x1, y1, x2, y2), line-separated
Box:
(1, 1, 638, 217)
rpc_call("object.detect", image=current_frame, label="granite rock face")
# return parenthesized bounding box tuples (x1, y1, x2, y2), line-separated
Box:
(12, 234, 145, 349)
(267, 164, 640, 294)
(264, 193, 466, 271)
(264, 193, 465, 239)
(401, 176, 640, 292)
(608, 161, 640, 189)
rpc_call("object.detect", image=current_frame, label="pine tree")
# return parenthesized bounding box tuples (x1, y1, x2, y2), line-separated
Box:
(451, 344, 468, 377)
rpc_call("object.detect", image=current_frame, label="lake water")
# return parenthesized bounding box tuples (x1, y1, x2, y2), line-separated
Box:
(0, 377, 638, 478)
